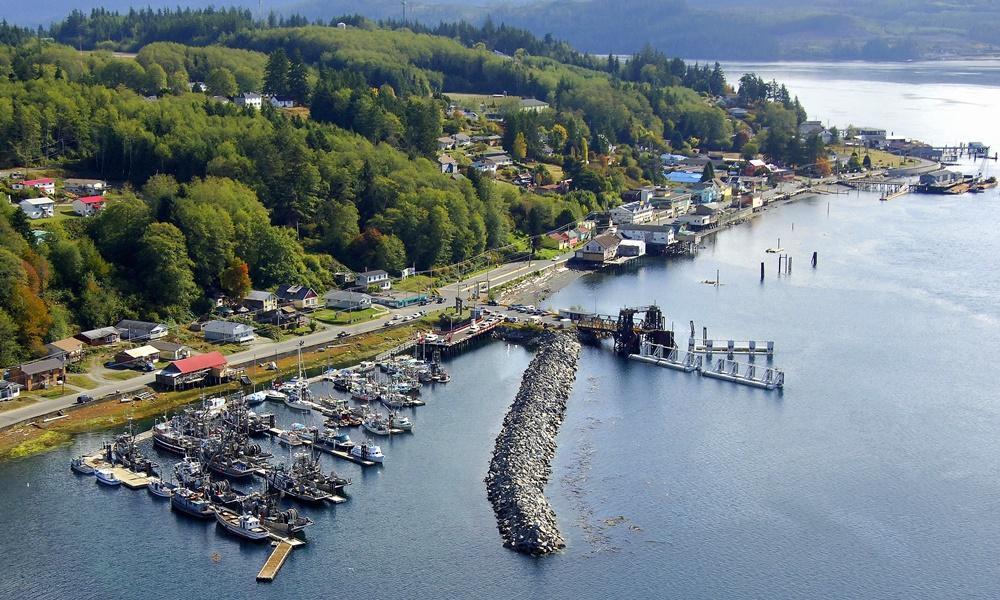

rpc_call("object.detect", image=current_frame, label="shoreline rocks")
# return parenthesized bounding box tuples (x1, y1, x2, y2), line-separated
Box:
(485, 332, 581, 555)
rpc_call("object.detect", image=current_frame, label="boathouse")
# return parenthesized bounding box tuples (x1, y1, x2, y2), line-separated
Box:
(156, 352, 229, 390)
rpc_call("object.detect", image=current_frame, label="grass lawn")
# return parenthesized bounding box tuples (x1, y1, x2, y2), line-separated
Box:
(830, 144, 918, 169)
(0, 397, 38, 414)
(103, 370, 141, 381)
(394, 275, 437, 293)
(313, 307, 386, 326)
(66, 374, 98, 390)
(30, 205, 80, 227)
(444, 92, 521, 109)
(22, 387, 71, 400)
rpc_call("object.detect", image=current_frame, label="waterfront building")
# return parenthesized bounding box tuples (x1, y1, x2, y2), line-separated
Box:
(201, 321, 256, 344)
(575, 233, 623, 263)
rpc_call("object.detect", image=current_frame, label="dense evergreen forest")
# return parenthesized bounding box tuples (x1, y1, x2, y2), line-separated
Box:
(0, 10, 810, 365)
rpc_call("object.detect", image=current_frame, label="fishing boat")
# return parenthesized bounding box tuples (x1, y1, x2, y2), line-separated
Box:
(170, 487, 215, 519)
(151, 417, 195, 455)
(70, 456, 95, 475)
(95, 468, 120, 486)
(147, 477, 175, 498)
(351, 441, 384, 463)
(362, 413, 392, 436)
(315, 428, 354, 452)
(284, 394, 312, 412)
(265, 466, 333, 504)
(432, 370, 451, 383)
(289, 452, 350, 498)
(215, 507, 270, 542)
(206, 455, 256, 480)
(244, 494, 314, 536)
(388, 412, 413, 432)
(320, 368, 339, 382)
(206, 479, 246, 511)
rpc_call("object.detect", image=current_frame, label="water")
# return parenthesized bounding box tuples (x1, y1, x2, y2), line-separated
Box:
(724, 59, 1000, 146)
(3, 63, 1000, 599)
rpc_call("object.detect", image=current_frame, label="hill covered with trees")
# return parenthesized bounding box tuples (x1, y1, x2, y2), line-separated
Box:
(0, 10, 808, 363)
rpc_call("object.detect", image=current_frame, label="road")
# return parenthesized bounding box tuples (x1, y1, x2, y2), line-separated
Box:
(0, 255, 572, 429)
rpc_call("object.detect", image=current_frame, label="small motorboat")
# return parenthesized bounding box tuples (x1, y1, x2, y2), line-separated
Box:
(388, 413, 412, 432)
(147, 477, 175, 498)
(351, 441, 384, 463)
(71, 456, 95, 475)
(264, 390, 288, 403)
(215, 507, 270, 542)
(244, 391, 268, 406)
(95, 468, 120, 486)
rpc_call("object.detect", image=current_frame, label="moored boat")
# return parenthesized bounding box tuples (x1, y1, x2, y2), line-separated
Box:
(351, 441, 384, 463)
(215, 507, 270, 542)
(362, 412, 391, 436)
(71, 456, 95, 475)
(170, 487, 215, 519)
(147, 477, 175, 498)
(95, 468, 120, 486)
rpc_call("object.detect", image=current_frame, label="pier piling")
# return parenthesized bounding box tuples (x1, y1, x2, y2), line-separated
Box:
(811, 251, 817, 268)
(760, 262, 764, 281)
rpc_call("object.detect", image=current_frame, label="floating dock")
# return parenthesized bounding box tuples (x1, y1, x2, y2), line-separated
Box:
(263, 428, 375, 467)
(257, 541, 295, 582)
(629, 341, 702, 372)
(701, 358, 784, 390)
(81, 453, 151, 489)
(689, 338, 774, 357)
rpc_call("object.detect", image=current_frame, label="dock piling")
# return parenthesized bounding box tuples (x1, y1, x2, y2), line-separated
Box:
(811, 251, 817, 268)
(760, 261, 764, 282)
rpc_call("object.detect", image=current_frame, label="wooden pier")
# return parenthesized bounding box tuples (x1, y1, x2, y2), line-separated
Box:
(257, 541, 295, 582)
(263, 428, 375, 467)
(81, 452, 151, 489)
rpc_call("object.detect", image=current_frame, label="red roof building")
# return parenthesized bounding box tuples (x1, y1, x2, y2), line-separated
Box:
(13, 178, 56, 194)
(72, 195, 107, 216)
(155, 351, 229, 389)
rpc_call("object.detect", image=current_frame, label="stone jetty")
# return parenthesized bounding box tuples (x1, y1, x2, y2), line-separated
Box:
(485, 332, 581, 555)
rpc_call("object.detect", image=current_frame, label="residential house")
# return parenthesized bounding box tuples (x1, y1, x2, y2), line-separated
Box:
(156, 351, 229, 390)
(269, 96, 295, 108)
(688, 181, 720, 204)
(743, 159, 772, 176)
(547, 232, 570, 250)
(0, 381, 22, 401)
(234, 92, 263, 110)
(115, 319, 169, 341)
(357, 270, 391, 291)
(9, 358, 65, 391)
(113, 345, 160, 367)
(660, 153, 687, 166)
(64, 179, 105, 195)
(149, 340, 192, 361)
(202, 320, 256, 344)
(575, 233, 623, 263)
(12, 178, 55, 195)
(610, 200, 655, 225)
(45, 337, 85, 362)
(257, 306, 305, 329)
(920, 169, 961, 186)
(519, 98, 550, 112)
(76, 326, 121, 346)
(275, 285, 319, 310)
(72, 195, 106, 216)
(324, 290, 373, 311)
(618, 223, 676, 248)
(438, 154, 459, 174)
(481, 151, 513, 166)
(19, 198, 55, 219)
(856, 127, 887, 144)
(675, 213, 713, 230)
(799, 120, 832, 143)
(242, 290, 278, 313)
(471, 159, 498, 174)
(453, 133, 472, 147)
(436, 136, 456, 150)
(472, 134, 501, 146)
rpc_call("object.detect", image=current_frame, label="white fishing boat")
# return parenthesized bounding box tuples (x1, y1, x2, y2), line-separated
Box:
(147, 477, 175, 498)
(362, 413, 391, 436)
(243, 391, 268, 406)
(389, 413, 413, 432)
(350, 441, 384, 463)
(95, 468, 120, 486)
(215, 507, 270, 542)
(284, 394, 312, 412)
(265, 389, 288, 403)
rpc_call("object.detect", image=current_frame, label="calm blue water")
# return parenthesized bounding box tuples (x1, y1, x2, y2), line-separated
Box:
(3, 65, 1000, 599)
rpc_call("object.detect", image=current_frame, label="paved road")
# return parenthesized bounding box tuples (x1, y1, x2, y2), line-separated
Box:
(0, 256, 571, 429)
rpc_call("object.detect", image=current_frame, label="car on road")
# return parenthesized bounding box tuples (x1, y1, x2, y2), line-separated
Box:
(506, 316, 519, 323)
(76, 394, 94, 404)
(337, 331, 350, 339)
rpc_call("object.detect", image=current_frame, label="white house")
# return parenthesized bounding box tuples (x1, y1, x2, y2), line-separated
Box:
(617, 239, 646, 257)
(115, 319, 169, 341)
(72, 195, 106, 216)
(574, 233, 622, 263)
(618, 224, 675, 247)
(64, 179, 106, 195)
(472, 159, 498, 174)
(12, 178, 55, 195)
(357, 270, 391, 291)
(19, 198, 55, 219)
(324, 290, 373, 311)
(269, 96, 295, 108)
(0, 381, 22, 401)
(202, 320, 256, 344)
(610, 200, 655, 225)
(439, 154, 459, 174)
(234, 93, 263, 110)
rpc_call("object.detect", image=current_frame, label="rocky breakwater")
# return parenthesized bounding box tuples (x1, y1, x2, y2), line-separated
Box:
(485, 332, 581, 555)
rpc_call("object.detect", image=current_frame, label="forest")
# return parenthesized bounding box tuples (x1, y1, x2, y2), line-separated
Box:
(0, 10, 809, 365)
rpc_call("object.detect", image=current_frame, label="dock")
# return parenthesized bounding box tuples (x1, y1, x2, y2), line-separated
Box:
(630, 341, 702, 372)
(263, 428, 375, 466)
(257, 541, 295, 582)
(701, 358, 784, 390)
(81, 452, 152, 488)
(688, 338, 775, 357)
